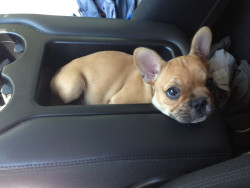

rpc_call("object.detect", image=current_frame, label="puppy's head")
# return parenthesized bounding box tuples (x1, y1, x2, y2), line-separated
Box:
(134, 27, 214, 124)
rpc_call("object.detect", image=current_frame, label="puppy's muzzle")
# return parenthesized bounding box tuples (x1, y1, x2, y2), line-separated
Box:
(188, 97, 212, 123)
(190, 97, 208, 114)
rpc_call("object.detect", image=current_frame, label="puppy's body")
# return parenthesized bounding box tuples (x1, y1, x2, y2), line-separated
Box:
(52, 51, 153, 105)
(51, 27, 214, 123)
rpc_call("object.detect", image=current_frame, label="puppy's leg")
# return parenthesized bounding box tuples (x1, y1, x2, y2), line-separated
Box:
(108, 89, 149, 104)
(108, 90, 128, 104)
(50, 68, 85, 104)
(108, 83, 151, 104)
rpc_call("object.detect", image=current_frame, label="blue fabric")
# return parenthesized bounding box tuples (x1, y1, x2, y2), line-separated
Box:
(77, 0, 135, 19)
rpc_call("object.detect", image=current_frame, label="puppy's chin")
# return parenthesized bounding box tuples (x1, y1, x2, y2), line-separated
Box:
(152, 95, 213, 124)
(173, 104, 213, 124)
(190, 116, 207, 124)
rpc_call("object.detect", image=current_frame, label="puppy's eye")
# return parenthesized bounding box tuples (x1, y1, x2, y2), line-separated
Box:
(166, 87, 180, 100)
(206, 78, 214, 90)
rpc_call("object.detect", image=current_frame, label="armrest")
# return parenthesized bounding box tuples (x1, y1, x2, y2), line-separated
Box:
(0, 113, 231, 187)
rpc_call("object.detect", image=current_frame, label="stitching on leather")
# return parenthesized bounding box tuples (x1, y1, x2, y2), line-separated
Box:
(182, 166, 250, 188)
(0, 152, 230, 170)
(0, 159, 175, 174)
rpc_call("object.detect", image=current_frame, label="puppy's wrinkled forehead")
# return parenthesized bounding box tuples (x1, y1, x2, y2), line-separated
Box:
(157, 55, 208, 88)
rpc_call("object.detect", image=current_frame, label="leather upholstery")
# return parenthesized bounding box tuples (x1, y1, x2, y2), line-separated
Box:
(133, 0, 231, 37)
(0, 113, 230, 187)
(161, 153, 250, 188)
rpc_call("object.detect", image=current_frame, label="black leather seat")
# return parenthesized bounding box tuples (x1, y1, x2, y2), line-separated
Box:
(132, 0, 231, 38)
(160, 153, 250, 188)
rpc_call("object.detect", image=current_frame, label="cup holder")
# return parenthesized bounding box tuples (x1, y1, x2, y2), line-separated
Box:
(0, 33, 25, 111)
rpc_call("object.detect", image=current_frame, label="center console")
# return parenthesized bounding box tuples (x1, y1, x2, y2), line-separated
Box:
(0, 14, 231, 187)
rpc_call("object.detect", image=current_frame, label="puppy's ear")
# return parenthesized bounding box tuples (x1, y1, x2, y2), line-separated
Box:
(134, 47, 163, 84)
(189, 26, 212, 61)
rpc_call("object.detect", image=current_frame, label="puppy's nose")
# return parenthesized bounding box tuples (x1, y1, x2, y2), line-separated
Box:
(190, 98, 207, 113)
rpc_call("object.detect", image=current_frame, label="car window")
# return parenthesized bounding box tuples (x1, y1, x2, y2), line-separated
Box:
(0, 0, 79, 16)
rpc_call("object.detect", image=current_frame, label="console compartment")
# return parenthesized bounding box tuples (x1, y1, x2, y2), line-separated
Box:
(37, 40, 174, 106)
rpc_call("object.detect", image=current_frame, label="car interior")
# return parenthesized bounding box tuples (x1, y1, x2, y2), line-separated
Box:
(0, 0, 249, 187)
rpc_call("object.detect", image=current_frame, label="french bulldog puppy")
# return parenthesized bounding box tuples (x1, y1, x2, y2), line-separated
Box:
(50, 26, 214, 123)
